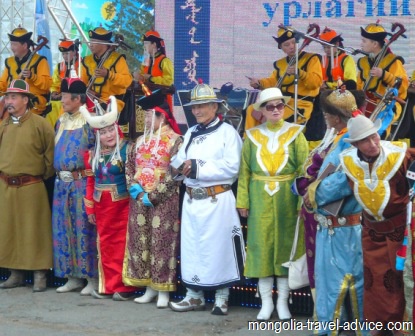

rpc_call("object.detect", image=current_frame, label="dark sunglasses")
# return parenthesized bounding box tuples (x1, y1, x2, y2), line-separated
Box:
(264, 102, 285, 111)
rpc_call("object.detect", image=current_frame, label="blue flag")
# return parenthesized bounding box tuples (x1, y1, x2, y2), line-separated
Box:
(35, 0, 52, 74)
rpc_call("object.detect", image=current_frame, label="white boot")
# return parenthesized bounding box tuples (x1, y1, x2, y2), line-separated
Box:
(257, 277, 274, 320)
(56, 276, 84, 293)
(212, 287, 229, 315)
(276, 277, 292, 320)
(80, 277, 98, 296)
(156, 291, 170, 308)
(135, 287, 158, 304)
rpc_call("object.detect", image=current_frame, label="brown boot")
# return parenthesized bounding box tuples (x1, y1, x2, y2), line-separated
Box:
(33, 270, 47, 292)
(0, 269, 25, 289)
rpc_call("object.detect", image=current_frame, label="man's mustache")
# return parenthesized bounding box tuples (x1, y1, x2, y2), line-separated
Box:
(6, 105, 15, 110)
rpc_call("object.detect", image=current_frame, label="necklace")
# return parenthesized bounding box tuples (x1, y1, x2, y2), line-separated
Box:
(99, 150, 119, 175)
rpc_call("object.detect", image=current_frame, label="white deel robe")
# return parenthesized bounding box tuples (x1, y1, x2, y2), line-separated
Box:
(175, 118, 245, 290)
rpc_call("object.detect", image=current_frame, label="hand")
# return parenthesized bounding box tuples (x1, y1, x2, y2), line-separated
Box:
(249, 77, 260, 89)
(51, 91, 61, 100)
(181, 159, 193, 177)
(21, 69, 31, 79)
(87, 214, 96, 225)
(238, 208, 249, 217)
(286, 65, 296, 75)
(303, 192, 312, 209)
(370, 67, 383, 78)
(95, 68, 108, 78)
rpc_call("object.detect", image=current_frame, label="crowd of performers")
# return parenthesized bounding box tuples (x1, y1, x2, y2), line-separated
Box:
(0, 20, 415, 336)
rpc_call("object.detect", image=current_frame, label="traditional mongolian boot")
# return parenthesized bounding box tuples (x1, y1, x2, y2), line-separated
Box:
(0, 269, 25, 289)
(169, 288, 206, 312)
(276, 277, 292, 321)
(211, 287, 229, 315)
(80, 277, 98, 296)
(56, 276, 84, 293)
(257, 276, 274, 320)
(134, 287, 158, 304)
(33, 270, 47, 292)
(156, 291, 170, 308)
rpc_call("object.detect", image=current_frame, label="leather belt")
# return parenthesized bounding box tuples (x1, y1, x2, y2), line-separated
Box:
(363, 211, 406, 234)
(186, 184, 231, 201)
(56, 170, 91, 182)
(326, 214, 362, 228)
(315, 213, 362, 236)
(0, 172, 42, 187)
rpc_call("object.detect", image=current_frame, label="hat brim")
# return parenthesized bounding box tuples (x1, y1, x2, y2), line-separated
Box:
(183, 98, 224, 107)
(253, 95, 291, 110)
(0, 90, 35, 100)
(343, 119, 382, 143)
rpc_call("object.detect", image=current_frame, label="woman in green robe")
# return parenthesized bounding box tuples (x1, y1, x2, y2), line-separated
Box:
(237, 88, 308, 321)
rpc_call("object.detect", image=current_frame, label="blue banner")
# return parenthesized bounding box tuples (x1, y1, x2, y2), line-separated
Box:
(35, 0, 53, 74)
(174, 0, 210, 95)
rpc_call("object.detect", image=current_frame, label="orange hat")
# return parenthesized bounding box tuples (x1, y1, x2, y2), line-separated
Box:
(143, 30, 163, 43)
(319, 27, 343, 44)
(58, 40, 78, 52)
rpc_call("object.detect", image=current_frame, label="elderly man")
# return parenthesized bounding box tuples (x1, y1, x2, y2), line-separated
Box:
(168, 83, 245, 315)
(0, 27, 52, 118)
(340, 115, 415, 336)
(52, 77, 97, 296)
(0, 79, 55, 292)
(80, 26, 132, 115)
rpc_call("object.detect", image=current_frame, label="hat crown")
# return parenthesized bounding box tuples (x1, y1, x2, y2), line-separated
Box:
(11, 27, 29, 37)
(190, 84, 218, 102)
(257, 88, 285, 104)
(347, 115, 377, 141)
(320, 28, 340, 43)
(61, 78, 86, 94)
(144, 30, 162, 40)
(8, 26, 32, 42)
(325, 89, 357, 117)
(89, 27, 112, 41)
(364, 23, 386, 34)
(7, 79, 30, 93)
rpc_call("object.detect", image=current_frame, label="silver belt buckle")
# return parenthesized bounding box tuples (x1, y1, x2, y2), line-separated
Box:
(58, 171, 74, 183)
(191, 187, 208, 200)
(315, 214, 328, 228)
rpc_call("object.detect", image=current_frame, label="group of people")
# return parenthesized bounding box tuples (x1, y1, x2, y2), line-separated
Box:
(0, 20, 414, 336)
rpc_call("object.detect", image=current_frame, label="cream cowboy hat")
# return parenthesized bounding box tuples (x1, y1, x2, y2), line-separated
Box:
(253, 88, 291, 110)
(343, 114, 381, 143)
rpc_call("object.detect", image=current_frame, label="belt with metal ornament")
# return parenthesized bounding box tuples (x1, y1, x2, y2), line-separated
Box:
(315, 213, 362, 236)
(0, 172, 42, 187)
(362, 211, 406, 234)
(56, 169, 91, 182)
(186, 184, 231, 201)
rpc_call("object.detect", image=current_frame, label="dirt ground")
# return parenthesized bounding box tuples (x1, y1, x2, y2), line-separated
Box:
(0, 285, 317, 336)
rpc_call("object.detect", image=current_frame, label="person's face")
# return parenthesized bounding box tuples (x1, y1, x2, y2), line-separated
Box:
(62, 50, 76, 63)
(89, 39, 108, 57)
(354, 132, 381, 158)
(261, 99, 285, 123)
(10, 41, 28, 59)
(4, 93, 28, 117)
(322, 43, 339, 57)
(191, 103, 217, 125)
(360, 37, 378, 53)
(99, 124, 117, 148)
(144, 110, 165, 130)
(280, 38, 296, 57)
(323, 111, 339, 129)
(61, 93, 81, 114)
(144, 41, 157, 54)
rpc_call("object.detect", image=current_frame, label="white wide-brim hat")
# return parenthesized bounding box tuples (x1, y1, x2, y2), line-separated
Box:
(343, 114, 381, 143)
(80, 96, 118, 129)
(253, 88, 291, 110)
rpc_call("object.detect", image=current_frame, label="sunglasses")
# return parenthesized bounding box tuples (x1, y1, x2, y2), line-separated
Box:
(264, 102, 285, 111)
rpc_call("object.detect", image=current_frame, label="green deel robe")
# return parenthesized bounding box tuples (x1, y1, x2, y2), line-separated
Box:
(237, 120, 308, 277)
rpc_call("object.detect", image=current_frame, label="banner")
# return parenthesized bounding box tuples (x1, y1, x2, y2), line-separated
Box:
(35, 0, 52, 74)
